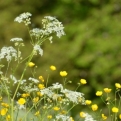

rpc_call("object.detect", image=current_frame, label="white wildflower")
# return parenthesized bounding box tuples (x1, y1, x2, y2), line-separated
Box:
(28, 77, 39, 83)
(14, 12, 32, 25)
(61, 89, 85, 104)
(10, 75, 26, 84)
(33, 44, 43, 56)
(40, 88, 55, 98)
(84, 113, 97, 121)
(51, 83, 63, 90)
(42, 16, 65, 38)
(30, 28, 49, 38)
(0, 46, 17, 61)
(10, 38, 23, 42)
(54, 114, 71, 121)
(16, 102, 26, 110)
(10, 75, 18, 84)
(19, 79, 26, 85)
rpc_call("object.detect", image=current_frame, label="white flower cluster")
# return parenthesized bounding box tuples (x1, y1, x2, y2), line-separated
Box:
(40, 82, 85, 105)
(28, 77, 39, 83)
(10, 75, 26, 85)
(30, 28, 49, 38)
(61, 89, 85, 104)
(30, 15, 65, 42)
(42, 16, 65, 38)
(10, 38, 23, 42)
(0, 46, 18, 61)
(83, 113, 97, 121)
(33, 44, 43, 56)
(14, 12, 32, 25)
(54, 114, 72, 121)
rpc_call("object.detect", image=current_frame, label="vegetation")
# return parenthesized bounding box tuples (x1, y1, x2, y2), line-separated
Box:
(0, 0, 121, 120)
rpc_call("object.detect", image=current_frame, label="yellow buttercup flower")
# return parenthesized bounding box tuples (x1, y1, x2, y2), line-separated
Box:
(6, 115, 11, 121)
(33, 97, 39, 103)
(96, 91, 103, 96)
(80, 112, 85, 118)
(38, 84, 45, 89)
(47, 115, 52, 119)
(70, 117, 74, 121)
(60, 71, 67, 77)
(115, 83, 121, 89)
(104, 88, 112, 93)
(53, 106, 60, 111)
(91, 104, 98, 111)
(80, 79, 87, 84)
(1, 103, 9, 108)
(18, 98, 26, 105)
(85, 100, 92, 105)
(38, 76, 44, 82)
(0, 108, 8, 116)
(50, 65, 56, 70)
(21, 93, 30, 98)
(119, 114, 121, 119)
(112, 107, 119, 113)
(61, 110, 67, 114)
(34, 111, 40, 116)
(28, 62, 35, 67)
(37, 92, 43, 97)
(102, 114, 107, 120)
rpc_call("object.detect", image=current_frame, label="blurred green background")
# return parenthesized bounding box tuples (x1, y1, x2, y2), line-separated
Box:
(0, 0, 121, 119)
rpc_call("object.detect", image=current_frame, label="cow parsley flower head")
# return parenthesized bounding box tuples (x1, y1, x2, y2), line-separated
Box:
(61, 89, 85, 104)
(28, 77, 39, 83)
(0, 46, 17, 61)
(30, 28, 49, 38)
(42, 16, 65, 38)
(14, 12, 32, 25)
(54, 114, 72, 121)
(84, 113, 97, 121)
(10, 38, 23, 42)
(33, 44, 43, 56)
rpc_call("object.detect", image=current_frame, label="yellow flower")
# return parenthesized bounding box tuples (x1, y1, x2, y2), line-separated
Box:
(96, 91, 103, 96)
(38, 84, 45, 89)
(21, 93, 30, 98)
(61, 110, 67, 114)
(119, 114, 121, 119)
(18, 98, 26, 105)
(50, 65, 56, 70)
(34, 111, 40, 116)
(28, 62, 35, 67)
(112, 107, 119, 113)
(115, 83, 121, 89)
(85, 100, 92, 105)
(80, 112, 85, 118)
(6, 115, 11, 121)
(47, 115, 52, 119)
(53, 106, 60, 111)
(70, 117, 74, 121)
(60, 71, 67, 77)
(0, 108, 8, 116)
(104, 88, 112, 93)
(102, 114, 107, 120)
(1, 103, 9, 108)
(33, 97, 39, 103)
(37, 92, 43, 97)
(91, 104, 98, 111)
(39, 76, 44, 82)
(80, 79, 87, 84)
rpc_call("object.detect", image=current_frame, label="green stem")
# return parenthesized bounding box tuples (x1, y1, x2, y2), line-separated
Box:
(11, 50, 35, 121)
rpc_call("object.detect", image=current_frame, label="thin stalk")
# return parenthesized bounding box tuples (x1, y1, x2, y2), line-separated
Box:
(11, 50, 34, 121)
